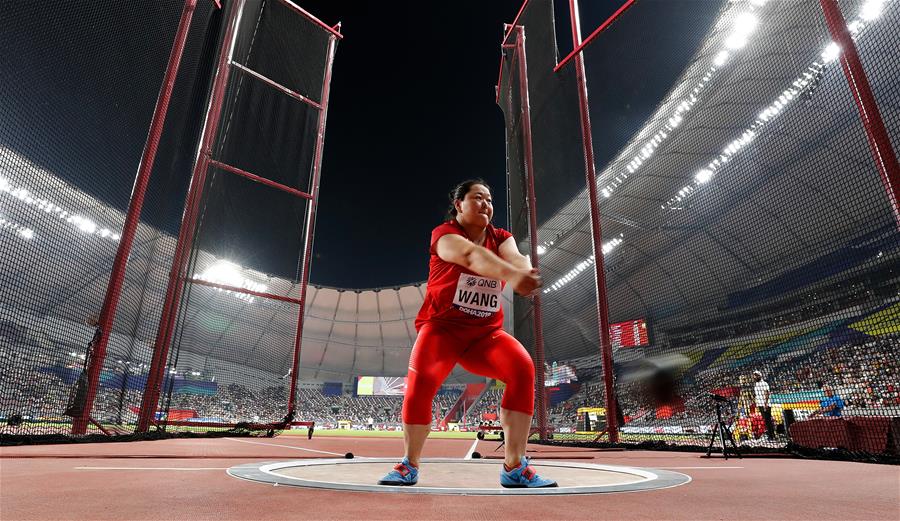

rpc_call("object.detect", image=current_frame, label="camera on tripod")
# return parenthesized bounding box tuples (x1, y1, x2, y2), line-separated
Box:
(704, 393, 741, 459)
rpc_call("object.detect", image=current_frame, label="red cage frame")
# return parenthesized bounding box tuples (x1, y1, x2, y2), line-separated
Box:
(66, 0, 340, 435)
(135, 0, 340, 433)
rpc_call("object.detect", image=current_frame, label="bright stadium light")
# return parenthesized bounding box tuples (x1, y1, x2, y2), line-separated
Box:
(598, 2, 774, 200)
(695, 169, 714, 184)
(201, 260, 244, 288)
(544, 234, 624, 294)
(734, 12, 758, 33)
(0, 163, 121, 243)
(196, 260, 268, 303)
(17, 228, 34, 240)
(70, 215, 97, 234)
(821, 42, 841, 63)
(664, 4, 886, 209)
(725, 13, 757, 50)
(713, 50, 730, 67)
(536, 245, 546, 255)
(725, 33, 749, 50)
(860, 0, 886, 21)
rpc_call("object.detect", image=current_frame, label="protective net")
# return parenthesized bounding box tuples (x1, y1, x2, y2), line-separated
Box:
(138, 0, 338, 436)
(498, 0, 900, 461)
(0, 0, 339, 441)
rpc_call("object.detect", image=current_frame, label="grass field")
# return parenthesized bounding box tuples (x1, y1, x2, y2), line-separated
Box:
(283, 428, 479, 439)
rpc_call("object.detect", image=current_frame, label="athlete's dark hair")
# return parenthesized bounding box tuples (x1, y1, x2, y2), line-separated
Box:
(447, 179, 492, 219)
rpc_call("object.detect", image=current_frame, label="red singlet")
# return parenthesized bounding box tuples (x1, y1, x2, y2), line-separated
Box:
(415, 220, 513, 332)
(402, 220, 535, 425)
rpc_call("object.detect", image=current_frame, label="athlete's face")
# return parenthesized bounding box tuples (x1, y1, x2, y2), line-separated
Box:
(456, 184, 493, 227)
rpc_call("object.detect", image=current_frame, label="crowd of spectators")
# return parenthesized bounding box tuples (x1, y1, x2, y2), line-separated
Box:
(2, 316, 897, 440)
(471, 334, 899, 439)
(0, 366, 465, 432)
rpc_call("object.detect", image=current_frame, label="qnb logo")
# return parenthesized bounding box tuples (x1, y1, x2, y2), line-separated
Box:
(466, 277, 477, 287)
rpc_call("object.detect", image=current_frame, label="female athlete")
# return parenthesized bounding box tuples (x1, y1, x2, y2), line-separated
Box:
(379, 179, 556, 488)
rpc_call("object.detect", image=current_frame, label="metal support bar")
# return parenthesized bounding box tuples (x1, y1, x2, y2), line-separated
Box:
(568, 0, 619, 442)
(287, 34, 338, 418)
(819, 0, 900, 227)
(274, 0, 343, 39)
(555, 0, 635, 72)
(186, 278, 302, 304)
(230, 61, 323, 110)
(71, 0, 198, 435)
(209, 159, 313, 199)
(513, 27, 549, 441)
(501, 0, 530, 47)
(137, 0, 247, 432)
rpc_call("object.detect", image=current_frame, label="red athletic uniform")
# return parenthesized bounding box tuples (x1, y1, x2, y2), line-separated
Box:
(402, 220, 535, 424)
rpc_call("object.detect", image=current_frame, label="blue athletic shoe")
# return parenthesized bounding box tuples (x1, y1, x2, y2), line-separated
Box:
(500, 457, 557, 488)
(378, 458, 419, 486)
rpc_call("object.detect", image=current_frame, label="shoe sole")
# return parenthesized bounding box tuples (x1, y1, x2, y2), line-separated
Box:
(378, 480, 418, 486)
(500, 482, 559, 488)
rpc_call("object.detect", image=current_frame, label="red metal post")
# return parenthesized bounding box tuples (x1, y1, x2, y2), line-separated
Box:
(287, 30, 339, 417)
(186, 278, 304, 304)
(137, 0, 248, 432)
(567, 0, 619, 442)
(512, 27, 549, 441)
(819, 0, 900, 227)
(208, 159, 314, 199)
(71, 0, 198, 435)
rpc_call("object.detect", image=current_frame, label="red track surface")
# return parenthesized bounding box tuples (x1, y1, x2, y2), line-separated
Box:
(2, 436, 898, 520)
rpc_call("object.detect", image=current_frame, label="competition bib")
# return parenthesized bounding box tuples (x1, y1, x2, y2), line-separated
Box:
(452, 274, 501, 318)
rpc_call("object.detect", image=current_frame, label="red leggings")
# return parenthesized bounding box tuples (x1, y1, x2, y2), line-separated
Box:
(402, 322, 535, 425)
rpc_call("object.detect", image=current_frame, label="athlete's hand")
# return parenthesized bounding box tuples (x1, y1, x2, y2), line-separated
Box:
(511, 268, 542, 297)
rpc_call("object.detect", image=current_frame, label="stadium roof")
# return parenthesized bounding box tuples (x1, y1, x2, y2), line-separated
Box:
(512, 0, 900, 362)
(1, 148, 509, 382)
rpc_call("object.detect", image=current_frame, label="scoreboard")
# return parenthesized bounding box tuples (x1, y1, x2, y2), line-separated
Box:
(610, 318, 650, 348)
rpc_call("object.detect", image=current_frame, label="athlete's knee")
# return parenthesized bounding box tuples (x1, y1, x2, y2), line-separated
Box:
(499, 361, 535, 415)
(402, 370, 441, 424)
(505, 350, 535, 383)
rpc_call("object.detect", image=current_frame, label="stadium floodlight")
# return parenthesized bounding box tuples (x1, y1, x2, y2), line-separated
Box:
(713, 50, 730, 67)
(860, 0, 886, 21)
(734, 12, 759, 35)
(725, 33, 749, 50)
(821, 42, 841, 63)
(200, 260, 244, 288)
(70, 215, 97, 234)
(725, 13, 757, 50)
(196, 259, 268, 303)
(663, 1, 887, 211)
(695, 169, 714, 184)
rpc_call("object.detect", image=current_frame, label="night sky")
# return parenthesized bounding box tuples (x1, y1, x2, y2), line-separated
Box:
(301, 0, 522, 288)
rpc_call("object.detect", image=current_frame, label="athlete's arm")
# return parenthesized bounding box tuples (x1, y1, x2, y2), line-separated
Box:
(498, 236, 532, 271)
(436, 234, 541, 296)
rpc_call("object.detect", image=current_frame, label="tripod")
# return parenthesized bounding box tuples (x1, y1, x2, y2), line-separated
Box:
(705, 401, 741, 459)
